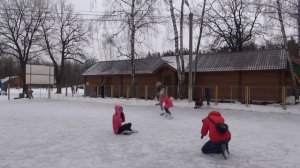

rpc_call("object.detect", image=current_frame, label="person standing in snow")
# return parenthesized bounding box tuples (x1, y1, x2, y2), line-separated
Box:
(204, 87, 211, 107)
(112, 104, 133, 134)
(158, 91, 173, 119)
(155, 81, 166, 115)
(201, 111, 231, 159)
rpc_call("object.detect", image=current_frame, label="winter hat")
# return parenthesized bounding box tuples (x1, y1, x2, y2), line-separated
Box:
(159, 90, 165, 96)
(155, 81, 162, 88)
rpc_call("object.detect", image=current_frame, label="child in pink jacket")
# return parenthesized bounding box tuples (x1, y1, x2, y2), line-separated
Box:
(112, 104, 132, 134)
(159, 91, 173, 119)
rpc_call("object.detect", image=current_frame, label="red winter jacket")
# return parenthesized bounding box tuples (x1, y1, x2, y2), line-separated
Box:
(112, 105, 125, 134)
(201, 111, 231, 142)
(160, 95, 173, 108)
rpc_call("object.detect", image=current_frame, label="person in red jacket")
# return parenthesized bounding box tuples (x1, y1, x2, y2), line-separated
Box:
(158, 91, 173, 119)
(201, 111, 231, 159)
(194, 97, 204, 109)
(112, 104, 132, 134)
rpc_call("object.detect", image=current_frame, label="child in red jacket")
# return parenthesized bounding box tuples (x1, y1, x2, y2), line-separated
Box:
(194, 97, 204, 109)
(158, 91, 173, 119)
(201, 111, 231, 159)
(112, 105, 132, 134)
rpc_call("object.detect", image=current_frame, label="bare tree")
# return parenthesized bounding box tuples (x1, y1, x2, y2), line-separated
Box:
(41, 0, 88, 93)
(179, 0, 186, 86)
(193, 0, 207, 87)
(166, 0, 189, 99)
(298, 0, 300, 56)
(276, 0, 298, 99)
(100, 0, 157, 97)
(206, 0, 263, 52)
(0, 0, 47, 93)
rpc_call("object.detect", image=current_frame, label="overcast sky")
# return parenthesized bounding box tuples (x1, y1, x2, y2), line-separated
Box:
(67, 0, 298, 61)
(67, 0, 198, 61)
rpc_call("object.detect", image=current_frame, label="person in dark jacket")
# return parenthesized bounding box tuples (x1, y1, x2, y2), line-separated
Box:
(201, 111, 231, 159)
(204, 87, 211, 107)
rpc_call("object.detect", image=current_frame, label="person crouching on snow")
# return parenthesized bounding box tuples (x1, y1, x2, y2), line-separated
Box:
(158, 91, 173, 119)
(201, 111, 231, 159)
(112, 104, 133, 134)
(194, 97, 204, 109)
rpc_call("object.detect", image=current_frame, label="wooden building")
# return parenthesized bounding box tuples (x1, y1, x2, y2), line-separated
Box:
(0, 76, 22, 88)
(83, 49, 294, 102)
(82, 57, 177, 98)
(190, 49, 292, 102)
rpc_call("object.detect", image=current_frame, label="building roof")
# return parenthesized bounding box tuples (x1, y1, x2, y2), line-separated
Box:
(82, 57, 172, 76)
(162, 55, 192, 71)
(194, 49, 287, 72)
(0, 76, 18, 84)
(83, 49, 288, 76)
(291, 56, 300, 66)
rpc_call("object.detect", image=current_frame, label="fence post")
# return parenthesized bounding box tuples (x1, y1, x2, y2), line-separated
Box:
(248, 87, 251, 107)
(215, 86, 218, 105)
(111, 85, 114, 98)
(282, 86, 287, 110)
(127, 86, 130, 100)
(145, 86, 148, 100)
(230, 86, 233, 103)
(96, 85, 99, 97)
(7, 83, 10, 100)
(166, 86, 168, 95)
(245, 86, 248, 107)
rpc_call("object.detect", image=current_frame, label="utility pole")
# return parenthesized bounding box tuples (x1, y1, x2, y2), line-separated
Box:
(188, 12, 193, 102)
(298, 0, 300, 57)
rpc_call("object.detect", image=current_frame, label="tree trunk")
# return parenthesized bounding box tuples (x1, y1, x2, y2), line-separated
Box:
(130, 0, 136, 98)
(193, 0, 206, 88)
(168, 0, 183, 99)
(20, 60, 27, 93)
(298, 0, 300, 57)
(276, 0, 298, 100)
(179, 0, 185, 99)
(54, 65, 61, 94)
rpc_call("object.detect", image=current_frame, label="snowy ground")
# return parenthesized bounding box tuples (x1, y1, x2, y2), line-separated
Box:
(0, 89, 300, 168)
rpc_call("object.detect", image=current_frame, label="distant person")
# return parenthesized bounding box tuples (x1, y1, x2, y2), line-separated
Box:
(27, 88, 33, 99)
(75, 85, 78, 93)
(157, 91, 173, 119)
(112, 104, 136, 135)
(71, 85, 75, 94)
(194, 97, 204, 109)
(201, 111, 231, 160)
(100, 84, 105, 98)
(155, 81, 166, 115)
(204, 87, 211, 107)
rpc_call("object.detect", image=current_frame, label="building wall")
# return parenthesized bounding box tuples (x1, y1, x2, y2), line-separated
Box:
(84, 65, 177, 98)
(0, 76, 22, 88)
(84, 67, 290, 102)
(194, 70, 288, 102)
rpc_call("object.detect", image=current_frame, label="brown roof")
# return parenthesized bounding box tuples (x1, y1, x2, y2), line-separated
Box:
(291, 56, 300, 66)
(194, 49, 287, 72)
(82, 57, 173, 76)
(83, 50, 288, 76)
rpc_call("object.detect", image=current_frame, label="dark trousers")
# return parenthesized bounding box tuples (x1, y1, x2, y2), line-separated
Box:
(118, 123, 132, 134)
(206, 99, 210, 106)
(201, 139, 230, 154)
(164, 106, 171, 115)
